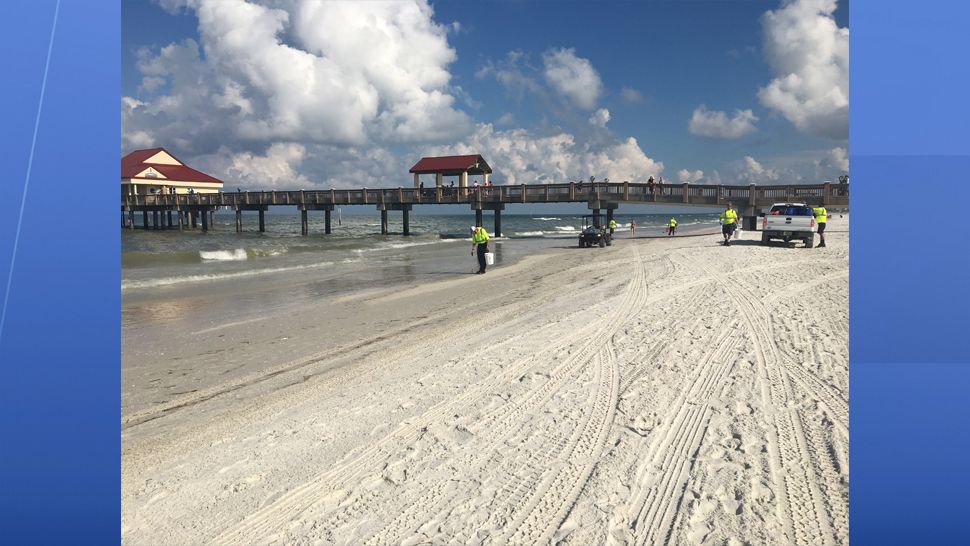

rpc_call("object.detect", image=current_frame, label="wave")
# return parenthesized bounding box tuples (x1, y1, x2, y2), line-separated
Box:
(553, 226, 579, 232)
(532, 217, 561, 221)
(199, 249, 248, 261)
(250, 247, 288, 257)
(122, 260, 336, 290)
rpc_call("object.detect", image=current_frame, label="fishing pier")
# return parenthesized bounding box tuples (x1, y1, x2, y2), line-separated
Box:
(121, 181, 849, 236)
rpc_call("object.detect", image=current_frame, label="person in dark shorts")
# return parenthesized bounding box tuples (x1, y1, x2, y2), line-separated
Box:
(470, 226, 491, 273)
(813, 206, 828, 247)
(720, 202, 738, 246)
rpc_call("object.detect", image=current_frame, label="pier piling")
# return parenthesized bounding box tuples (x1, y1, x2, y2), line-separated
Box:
(475, 209, 483, 228)
(380, 210, 388, 235)
(494, 210, 502, 237)
(235, 209, 242, 232)
(325, 209, 332, 234)
(258, 210, 265, 232)
(301, 209, 308, 236)
(403, 208, 410, 236)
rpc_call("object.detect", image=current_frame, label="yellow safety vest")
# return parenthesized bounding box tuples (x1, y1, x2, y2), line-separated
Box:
(669, 218, 677, 227)
(608, 219, 617, 228)
(720, 209, 738, 225)
(813, 207, 827, 224)
(472, 227, 490, 244)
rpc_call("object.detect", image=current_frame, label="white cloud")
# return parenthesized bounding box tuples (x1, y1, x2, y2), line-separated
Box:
(495, 112, 515, 126)
(542, 48, 602, 110)
(813, 146, 849, 180)
(589, 108, 610, 127)
(735, 155, 782, 183)
(123, 0, 471, 152)
(677, 169, 705, 183)
(688, 106, 759, 139)
(758, 0, 848, 139)
(426, 124, 662, 185)
(620, 87, 643, 104)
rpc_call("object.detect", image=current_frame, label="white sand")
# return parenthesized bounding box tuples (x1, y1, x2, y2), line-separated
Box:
(122, 219, 849, 546)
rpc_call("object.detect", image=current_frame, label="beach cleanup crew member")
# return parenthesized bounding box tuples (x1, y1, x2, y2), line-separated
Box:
(720, 203, 738, 246)
(470, 226, 491, 274)
(667, 217, 677, 236)
(813, 205, 828, 248)
(608, 218, 617, 235)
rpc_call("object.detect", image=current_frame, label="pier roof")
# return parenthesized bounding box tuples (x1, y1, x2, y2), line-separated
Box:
(409, 154, 492, 175)
(122, 147, 223, 184)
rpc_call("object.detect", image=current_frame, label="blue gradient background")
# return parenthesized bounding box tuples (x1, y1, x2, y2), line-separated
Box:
(851, 0, 970, 545)
(0, 1, 968, 544)
(0, 1, 120, 544)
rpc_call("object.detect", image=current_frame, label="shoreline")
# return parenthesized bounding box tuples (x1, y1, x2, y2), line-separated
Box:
(122, 221, 849, 545)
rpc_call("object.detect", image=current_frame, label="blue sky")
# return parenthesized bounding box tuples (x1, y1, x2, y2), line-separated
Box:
(122, 0, 849, 191)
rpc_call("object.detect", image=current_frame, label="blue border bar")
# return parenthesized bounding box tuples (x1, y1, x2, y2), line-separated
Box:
(0, 1, 120, 543)
(852, 1, 970, 544)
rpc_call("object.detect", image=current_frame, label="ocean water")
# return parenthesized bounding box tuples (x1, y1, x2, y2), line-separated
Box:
(121, 213, 719, 310)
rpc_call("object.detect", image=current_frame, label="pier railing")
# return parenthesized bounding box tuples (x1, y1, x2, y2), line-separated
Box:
(124, 182, 848, 209)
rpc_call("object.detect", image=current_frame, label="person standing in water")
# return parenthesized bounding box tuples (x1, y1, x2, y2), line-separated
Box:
(470, 225, 491, 274)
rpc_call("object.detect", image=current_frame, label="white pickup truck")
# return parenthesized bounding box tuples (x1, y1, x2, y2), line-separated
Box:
(761, 202, 817, 248)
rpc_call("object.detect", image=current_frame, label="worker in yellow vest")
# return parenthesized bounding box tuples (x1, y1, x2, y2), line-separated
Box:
(667, 217, 677, 236)
(607, 218, 617, 235)
(720, 202, 738, 246)
(813, 206, 828, 248)
(470, 225, 491, 274)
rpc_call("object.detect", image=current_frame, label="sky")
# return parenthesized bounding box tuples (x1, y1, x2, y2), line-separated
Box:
(121, 0, 849, 192)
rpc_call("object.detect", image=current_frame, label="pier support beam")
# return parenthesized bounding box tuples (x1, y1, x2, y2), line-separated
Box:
(209, 210, 215, 230)
(152, 210, 160, 230)
(201, 209, 209, 232)
(178, 211, 184, 230)
(191, 211, 198, 228)
(494, 209, 502, 237)
(606, 208, 614, 226)
(592, 208, 601, 227)
(128, 210, 135, 230)
(381, 209, 389, 234)
(325, 209, 332, 234)
(258, 210, 265, 232)
(475, 209, 483, 228)
(743, 216, 758, 231)
(403, 208, 410, 236)
(167, 210, 173, 228)
(235, 209, 242, 232)
(301, 209, 308, 236)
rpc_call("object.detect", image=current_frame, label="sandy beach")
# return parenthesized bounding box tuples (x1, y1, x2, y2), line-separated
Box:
(122, 220, 849, 545)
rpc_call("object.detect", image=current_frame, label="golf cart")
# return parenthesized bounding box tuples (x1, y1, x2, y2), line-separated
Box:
(578, 215, 612, 248)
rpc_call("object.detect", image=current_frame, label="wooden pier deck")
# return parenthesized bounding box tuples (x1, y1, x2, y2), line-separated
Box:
(122, 181, 849, 235)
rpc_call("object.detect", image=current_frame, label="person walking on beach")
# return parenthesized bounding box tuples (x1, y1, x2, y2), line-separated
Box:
(630, 219, 636, 237)
(813, 205, 828, 248)
(470, 225, 491, 274)
(608, 218, 617, 235)
(720, 202, 738, 246)
(667, 217, 677, 236)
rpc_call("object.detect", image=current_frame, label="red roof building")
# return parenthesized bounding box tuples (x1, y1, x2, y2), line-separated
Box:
(408, 154, 492, 188)
(122, 147, 224, 196)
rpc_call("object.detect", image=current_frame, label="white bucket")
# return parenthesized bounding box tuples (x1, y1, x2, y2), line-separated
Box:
(484, 252, 495, 266)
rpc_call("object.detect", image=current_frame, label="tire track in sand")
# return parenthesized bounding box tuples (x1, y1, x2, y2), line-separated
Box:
(365, 250, 648, 546)
(213, 247, 652, 545)
(619, 322, 742, 546)
(689, 255, 843, 546)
